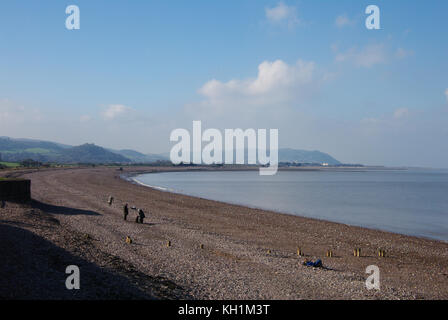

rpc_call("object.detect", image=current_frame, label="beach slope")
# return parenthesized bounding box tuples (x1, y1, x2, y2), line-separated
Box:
(1, 167, 447, 299)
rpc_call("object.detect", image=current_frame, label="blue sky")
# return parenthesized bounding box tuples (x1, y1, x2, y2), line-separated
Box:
(1, 1, 447, 167)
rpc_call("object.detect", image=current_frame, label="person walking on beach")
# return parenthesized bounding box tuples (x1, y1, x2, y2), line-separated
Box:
(138, 209, 145, 224)
(123, 203, 129, 220)
(135, 208, 145, 224)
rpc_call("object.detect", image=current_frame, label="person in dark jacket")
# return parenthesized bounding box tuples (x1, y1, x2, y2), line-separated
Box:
(123, 203, 129, 220)
(137, 208, 145, 224)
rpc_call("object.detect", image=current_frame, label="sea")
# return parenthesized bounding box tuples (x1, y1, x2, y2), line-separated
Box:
(134, 169, 448, 242)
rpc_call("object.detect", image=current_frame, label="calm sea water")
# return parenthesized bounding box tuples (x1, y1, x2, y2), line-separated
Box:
(134, 169, 448, 241)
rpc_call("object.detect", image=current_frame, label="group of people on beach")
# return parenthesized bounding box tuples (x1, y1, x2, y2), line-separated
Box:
(123, 203, 146, 223)
(108, 196, 146, 224)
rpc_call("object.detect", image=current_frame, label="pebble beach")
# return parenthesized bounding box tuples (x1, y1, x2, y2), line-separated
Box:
(1, 166, 447, 299)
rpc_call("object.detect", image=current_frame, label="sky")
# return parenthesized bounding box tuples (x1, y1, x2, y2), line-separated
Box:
(0, 0, 447, 167)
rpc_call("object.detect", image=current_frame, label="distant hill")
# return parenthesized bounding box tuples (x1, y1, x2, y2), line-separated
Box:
(0, 137, 72, 149)
(60, 144, 129, 163)
(110, 149, 167, 163)
(0, 136, 341, 165)
(0, 136, 67, 152)
(278, 148, 340, 165)
(161, 148, 341, 165)
(0, 137, 66, 163)
(0, 137, 162, 164)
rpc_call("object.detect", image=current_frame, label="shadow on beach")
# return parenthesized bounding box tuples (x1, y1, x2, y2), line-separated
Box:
(31, 199, 101, 216)
(0, 223, 192, 300)
(0, 223, 152, 299)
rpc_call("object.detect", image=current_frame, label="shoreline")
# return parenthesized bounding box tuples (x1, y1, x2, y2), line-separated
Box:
(2, 166, 447, 299)
(127, 168, 447, 244)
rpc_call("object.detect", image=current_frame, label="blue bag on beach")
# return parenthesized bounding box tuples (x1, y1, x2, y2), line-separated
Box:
(305, 259, 322, 268)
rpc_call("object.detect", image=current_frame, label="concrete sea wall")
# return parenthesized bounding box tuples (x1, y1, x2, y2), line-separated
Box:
(0, 179, 31, 202)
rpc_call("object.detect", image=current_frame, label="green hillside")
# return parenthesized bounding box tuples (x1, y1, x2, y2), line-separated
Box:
(0, 137, 129, 164)
(0, 161, 20, 168)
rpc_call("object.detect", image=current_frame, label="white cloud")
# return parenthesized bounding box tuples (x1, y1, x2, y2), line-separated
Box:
(353, 106, 448, 167)
(101, 104, 133, 120)
(265, 2, 299, 27)
(361, 108, 411, 126)
(335, 14, 353, 28)
(184, 58, 320, 129)
(80, 115, 92, 122)
(335, 44, 387, 68)
(0, 99, 42, 123)
(360, 117, 380, 125)
(393, 107, 409, 119)
(198, 59, 315, 103)
(395, 47, 414, 59)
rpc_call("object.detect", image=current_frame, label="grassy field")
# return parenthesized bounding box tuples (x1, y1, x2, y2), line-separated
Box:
(0, 162, 20, 168)
(0, 177, 26, 181)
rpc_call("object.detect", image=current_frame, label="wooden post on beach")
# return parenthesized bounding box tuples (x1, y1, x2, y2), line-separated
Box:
(267, 249, 271, 254)
(378, 249, 386, 257)
(126, 236, 132, 244)
(297, 248, 303, 256)
(166, 240, 171, 247)
(354, 248, 361, 257)
(326, 250, 333, 257)
(200, 244, 204, 249)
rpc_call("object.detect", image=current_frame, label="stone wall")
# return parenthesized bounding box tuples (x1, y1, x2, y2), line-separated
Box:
(0, 179, 31, 202)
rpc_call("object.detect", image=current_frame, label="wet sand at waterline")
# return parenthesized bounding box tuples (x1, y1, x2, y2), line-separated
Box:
(1, 167, 447, 299)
